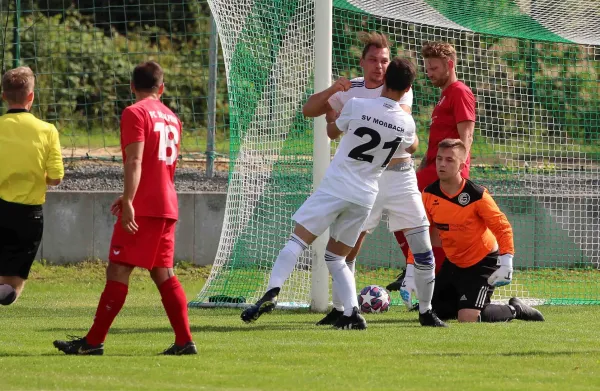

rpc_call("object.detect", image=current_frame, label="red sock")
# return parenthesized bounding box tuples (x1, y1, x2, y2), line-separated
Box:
(86, 280, 128, 345)
(393, 231, 410, 259)
(159, 276, 193, 346)
(433, 247, 446, 274)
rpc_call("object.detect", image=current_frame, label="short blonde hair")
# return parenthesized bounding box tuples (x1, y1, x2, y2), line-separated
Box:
(438, 138, 467, 159)
(422, 41, 457, 63)
(1, 66, 35, 104)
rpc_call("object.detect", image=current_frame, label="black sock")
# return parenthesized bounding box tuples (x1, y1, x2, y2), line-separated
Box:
(479, 304, 516, 322)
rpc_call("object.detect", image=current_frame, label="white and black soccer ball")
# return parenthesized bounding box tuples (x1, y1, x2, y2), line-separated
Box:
(358, 285, 390, 313)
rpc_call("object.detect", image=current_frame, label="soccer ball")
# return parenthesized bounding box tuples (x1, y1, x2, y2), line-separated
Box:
(358, 285, 390, 313)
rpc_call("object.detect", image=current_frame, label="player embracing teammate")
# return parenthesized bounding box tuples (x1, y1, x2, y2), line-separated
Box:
(302, 32, 436, 325)
(241, 57, 446, 329)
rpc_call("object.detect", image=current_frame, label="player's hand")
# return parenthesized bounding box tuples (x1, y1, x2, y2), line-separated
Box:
(120, 200, 139, 234)
(400, 264, 417, 310)
(110, 195, 123, 216)
(488, 254, 513, 287)
(330, 77, 351, 93)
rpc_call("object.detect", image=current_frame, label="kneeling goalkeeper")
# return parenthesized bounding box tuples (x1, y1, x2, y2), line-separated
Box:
(402, 138, 544, 322)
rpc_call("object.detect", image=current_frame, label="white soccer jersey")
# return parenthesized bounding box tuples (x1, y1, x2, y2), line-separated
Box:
(328, 77, 414, 113)
(318, 97, 416, 209)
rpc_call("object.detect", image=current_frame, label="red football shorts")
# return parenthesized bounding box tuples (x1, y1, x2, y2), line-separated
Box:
(109, 216, 177, 270)
(416, 165, 439, 192)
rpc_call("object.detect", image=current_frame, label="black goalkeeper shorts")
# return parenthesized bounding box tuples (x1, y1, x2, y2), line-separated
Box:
(0, 198, 44, 279)
(431, 251, 499, 320)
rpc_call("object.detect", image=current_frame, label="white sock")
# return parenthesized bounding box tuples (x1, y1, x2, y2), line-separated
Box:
(324, 251, 358, 316)
(267, 234, 308, 291)
(346, 259, 356, 274)
(331, 258, 355, 311)
(404, 227, 435, 314)
(414, 266, 435, 313)
(331, 280, 344, 311)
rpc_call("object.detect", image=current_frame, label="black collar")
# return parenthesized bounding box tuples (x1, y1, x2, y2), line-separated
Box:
(6, 108, 29, 114)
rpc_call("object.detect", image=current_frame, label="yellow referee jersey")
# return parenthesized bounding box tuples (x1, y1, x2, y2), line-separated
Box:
(0, 109, 64, 205)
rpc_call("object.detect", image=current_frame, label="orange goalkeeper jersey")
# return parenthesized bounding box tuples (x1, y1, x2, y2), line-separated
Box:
(412, 179, 514, 268)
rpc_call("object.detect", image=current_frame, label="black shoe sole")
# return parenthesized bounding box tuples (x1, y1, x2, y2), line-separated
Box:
(509, 298, 545, 322)
(162, 346, 198, 355)
(316, 318, 340, 326)
(333, 322, 367, 330)
(53, 341, 104, 355)
(419, 314, 449, 327)
(316, 312, 343, 326)
(419, 321, 448, 327)
(241, 301, 276, 323)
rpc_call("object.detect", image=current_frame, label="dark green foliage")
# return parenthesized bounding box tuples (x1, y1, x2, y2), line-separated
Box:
(0, 2, 229, 139)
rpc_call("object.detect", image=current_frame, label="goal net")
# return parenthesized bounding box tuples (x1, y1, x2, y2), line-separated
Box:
(190, 0, 600, 309)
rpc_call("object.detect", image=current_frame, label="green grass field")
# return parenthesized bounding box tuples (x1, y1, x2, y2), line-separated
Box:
(1, 262, 599, 391)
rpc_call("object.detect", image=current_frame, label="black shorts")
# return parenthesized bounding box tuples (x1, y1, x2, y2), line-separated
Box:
(0, 198, 44, 279)
(431, 251, 499, 320)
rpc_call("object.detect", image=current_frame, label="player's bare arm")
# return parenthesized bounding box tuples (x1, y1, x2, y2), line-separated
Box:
(326, 121, 343, 140)
(302, 77, 351, 117)
(325, 109, 340, 123)
(400, 104, 412, 114)
(405, 134, 419, 154)
(457, 120, 474, 154)
(121, 141, 144, 234)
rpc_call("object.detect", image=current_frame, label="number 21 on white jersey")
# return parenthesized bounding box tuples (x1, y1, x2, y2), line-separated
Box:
(153, 122, 180, 165)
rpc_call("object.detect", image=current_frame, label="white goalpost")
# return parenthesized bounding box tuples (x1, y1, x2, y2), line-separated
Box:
(189, 0, 600, 310)
(310, 0, 333, 312)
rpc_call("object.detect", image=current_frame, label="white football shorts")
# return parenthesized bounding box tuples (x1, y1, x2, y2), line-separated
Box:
(363, 163, 429, 233)
(292, 189, 371, 247)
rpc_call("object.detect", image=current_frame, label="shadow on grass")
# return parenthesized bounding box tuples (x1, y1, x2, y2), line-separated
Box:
(410, 350, 600, 357)
(0, 351, 200, 357)
(363, 317, 420, 325)
(42, 324, 311, 334)
(3, 349, 599, 358)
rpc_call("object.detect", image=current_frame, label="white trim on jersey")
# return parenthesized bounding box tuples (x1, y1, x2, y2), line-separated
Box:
(475, 286, 490, 308)
(328, 76, 413, 113)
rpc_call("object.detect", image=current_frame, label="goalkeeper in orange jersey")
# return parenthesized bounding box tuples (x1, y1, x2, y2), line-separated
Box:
(402, 138, 544, 322)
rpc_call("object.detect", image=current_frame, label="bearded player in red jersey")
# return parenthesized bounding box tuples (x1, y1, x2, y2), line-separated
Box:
(54, 61, 196, 356)
(387, 42, 475, 297)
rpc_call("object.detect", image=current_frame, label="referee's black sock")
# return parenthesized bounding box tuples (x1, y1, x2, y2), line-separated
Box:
(0, 284, 17, 305)
(479, 304, 516, 322)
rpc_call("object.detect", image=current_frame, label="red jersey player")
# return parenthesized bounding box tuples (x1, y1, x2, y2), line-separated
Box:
(388, 42, 475, 297)
(53, 61, 196, 355)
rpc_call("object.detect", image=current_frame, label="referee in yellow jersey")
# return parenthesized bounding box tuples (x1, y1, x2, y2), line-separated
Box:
(0, 66, 64, 305)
